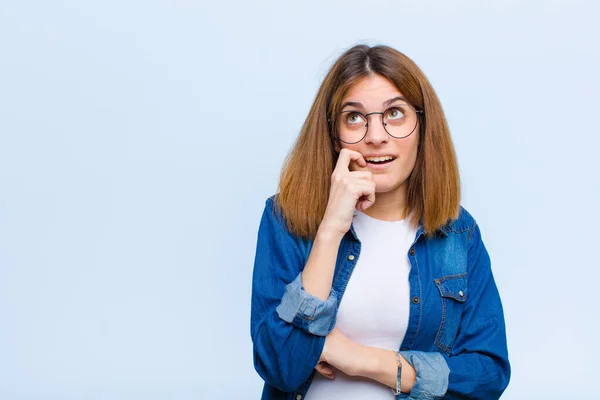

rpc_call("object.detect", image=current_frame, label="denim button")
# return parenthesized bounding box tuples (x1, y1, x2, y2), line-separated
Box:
(348, 255, 355, 261)
(459, 290, 464, 297)
(296, 395, 302, 400)
(412, 296, 419, 304)
(409, 248, 415, 256)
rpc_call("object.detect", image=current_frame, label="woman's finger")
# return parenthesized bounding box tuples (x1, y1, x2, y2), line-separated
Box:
(355, 183, 376, 211)
(315, 362, 335, 379)
(353, 181, 376, 203)
(336, 148, 366, 171)
(349, 171, 374, 181)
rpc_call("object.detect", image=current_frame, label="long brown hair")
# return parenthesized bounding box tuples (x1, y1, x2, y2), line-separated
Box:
(277, 44, 460, 239)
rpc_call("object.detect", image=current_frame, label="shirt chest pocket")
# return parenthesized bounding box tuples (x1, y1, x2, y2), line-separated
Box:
(434, 273, 467, 353)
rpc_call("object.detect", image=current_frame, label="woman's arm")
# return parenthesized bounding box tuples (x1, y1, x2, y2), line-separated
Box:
(318, 330, 418, 393)
(318, 221, 510, 399)
(361, 347, 417, 393)
(297, 227, 343, 301)
(252, 150, 377, 392)
(251, 198, 342, 392)
(301, 148, 374, 301)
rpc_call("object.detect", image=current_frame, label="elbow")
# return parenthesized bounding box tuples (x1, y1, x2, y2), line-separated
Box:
(444, 350, 511, 399)
(490, 351, 511, 396)
(475, 357, 511, 399)
(252, 350, 306, 393)
(250, 309, 326, 393)
(496, 358, 511, 396)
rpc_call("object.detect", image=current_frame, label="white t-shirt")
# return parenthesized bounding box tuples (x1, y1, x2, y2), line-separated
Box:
(305, 209, 416, 400)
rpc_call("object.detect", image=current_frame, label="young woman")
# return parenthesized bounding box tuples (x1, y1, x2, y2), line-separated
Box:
(250, 44, 510, 400)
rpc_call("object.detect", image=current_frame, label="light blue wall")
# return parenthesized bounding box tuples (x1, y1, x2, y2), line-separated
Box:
(1, 1, 598, 398)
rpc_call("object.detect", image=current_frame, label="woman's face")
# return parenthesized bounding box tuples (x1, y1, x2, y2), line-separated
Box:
(337, 74, 420, 196)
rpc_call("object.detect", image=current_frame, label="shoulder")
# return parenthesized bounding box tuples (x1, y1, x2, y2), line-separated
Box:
(261, 194, 298, 239)
(265, 194, 277, 207)
(264, 194, 283, 222)
(439, 205, 478, 239)
(260, 194, 312, 257)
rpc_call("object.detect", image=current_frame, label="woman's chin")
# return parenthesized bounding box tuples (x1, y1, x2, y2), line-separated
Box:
(373, 178, 407, 195)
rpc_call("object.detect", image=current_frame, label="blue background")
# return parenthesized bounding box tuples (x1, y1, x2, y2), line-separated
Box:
(1, 1, 598, 398)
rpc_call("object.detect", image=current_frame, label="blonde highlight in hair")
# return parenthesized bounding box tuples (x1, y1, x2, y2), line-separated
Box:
(277, 44, 460, 239)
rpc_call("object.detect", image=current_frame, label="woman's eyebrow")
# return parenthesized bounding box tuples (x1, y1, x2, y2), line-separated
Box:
(340, 96, 407, 110)
(340, 101, 363, 110)
(383, 96, 406, 107)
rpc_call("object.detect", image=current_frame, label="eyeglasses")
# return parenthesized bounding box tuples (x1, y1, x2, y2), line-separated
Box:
(330, 103, 423, 144)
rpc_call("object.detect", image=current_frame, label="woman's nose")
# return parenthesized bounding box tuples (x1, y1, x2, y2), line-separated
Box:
(364, 114, 389, 145)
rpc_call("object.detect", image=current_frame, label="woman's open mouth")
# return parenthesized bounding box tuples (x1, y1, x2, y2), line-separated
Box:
(365, 155, 396, 167)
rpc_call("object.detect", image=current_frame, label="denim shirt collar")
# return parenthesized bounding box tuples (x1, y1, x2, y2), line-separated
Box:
(348, 214, 451, 242)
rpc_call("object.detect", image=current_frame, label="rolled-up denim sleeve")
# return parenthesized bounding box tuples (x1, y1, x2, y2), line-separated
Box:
(398, 351, 450, 399)
(276, 272, 338, 336)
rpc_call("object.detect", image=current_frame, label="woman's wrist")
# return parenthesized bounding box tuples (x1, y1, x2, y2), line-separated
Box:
(315, 221, 345, 243)
(356, 346, 417, 393)
(358, 347, 397, 384)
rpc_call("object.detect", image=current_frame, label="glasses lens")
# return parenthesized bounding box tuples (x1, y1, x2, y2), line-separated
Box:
(337, 112, 367, 144)
(383, 104, 418, 139)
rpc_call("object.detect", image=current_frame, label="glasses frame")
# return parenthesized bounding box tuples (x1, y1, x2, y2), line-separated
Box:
(329, 104, 424, 145)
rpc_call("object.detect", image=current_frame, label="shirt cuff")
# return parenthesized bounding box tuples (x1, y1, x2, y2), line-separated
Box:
(398, 350, 450, 399)
(275, 272, 338, 336)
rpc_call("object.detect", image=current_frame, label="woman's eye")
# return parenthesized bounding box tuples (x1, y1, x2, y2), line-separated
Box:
(387, 108, 404, 120)
(347, 113, 363, 124)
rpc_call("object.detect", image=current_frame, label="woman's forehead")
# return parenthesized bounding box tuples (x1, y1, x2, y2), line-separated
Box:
(342, 75, 404, 108)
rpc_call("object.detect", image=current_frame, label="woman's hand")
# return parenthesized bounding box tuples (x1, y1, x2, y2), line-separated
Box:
(315, 328, 366, 378)
(319, 148, 375, 238)
(314, 361, 335, 380)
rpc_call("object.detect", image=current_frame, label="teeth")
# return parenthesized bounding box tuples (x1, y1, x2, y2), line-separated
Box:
(365, 156, 394, 162)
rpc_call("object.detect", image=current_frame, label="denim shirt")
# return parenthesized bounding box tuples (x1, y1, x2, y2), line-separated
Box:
(251, 196, 510, 399)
